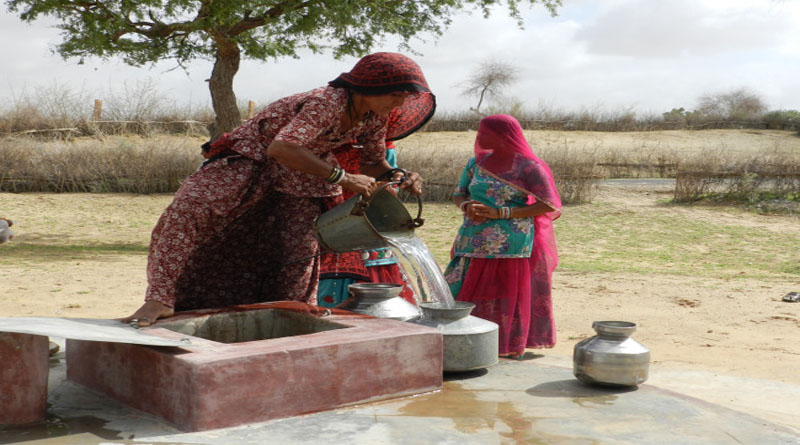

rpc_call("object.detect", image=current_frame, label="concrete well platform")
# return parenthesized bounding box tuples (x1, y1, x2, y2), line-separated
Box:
(65, 303, 443, 432)
(2, 348, 798, 444)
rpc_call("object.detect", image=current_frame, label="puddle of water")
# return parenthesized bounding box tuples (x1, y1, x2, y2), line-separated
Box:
(0, 410, 127, 444)
(397, 381, 600, 444)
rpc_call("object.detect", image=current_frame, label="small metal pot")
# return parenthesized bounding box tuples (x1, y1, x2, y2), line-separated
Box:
(347, 283, 420, 321)
(573, 321, 650, 387)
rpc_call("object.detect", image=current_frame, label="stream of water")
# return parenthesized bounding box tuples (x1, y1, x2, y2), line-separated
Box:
(383, 232, 455, 308)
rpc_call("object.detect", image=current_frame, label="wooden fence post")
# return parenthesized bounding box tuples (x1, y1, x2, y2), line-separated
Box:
(93, 99, 103, 121)
(248, 101, 256, 119)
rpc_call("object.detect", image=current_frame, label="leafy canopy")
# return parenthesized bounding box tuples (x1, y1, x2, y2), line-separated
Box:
(6, 0, 562, 67)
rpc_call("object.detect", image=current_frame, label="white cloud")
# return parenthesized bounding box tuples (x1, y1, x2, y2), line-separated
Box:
(1, 1, 798, 115)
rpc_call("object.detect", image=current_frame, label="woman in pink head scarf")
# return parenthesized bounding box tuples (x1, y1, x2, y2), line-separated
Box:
(444, 114, 561, 359)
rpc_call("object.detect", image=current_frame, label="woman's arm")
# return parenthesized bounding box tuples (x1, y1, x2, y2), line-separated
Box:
(267, 140, 376, 196)
(470, 200, 555, 220)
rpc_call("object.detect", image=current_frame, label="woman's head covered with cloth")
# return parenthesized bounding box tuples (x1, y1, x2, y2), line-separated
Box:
(474, 114, 561, 218)
(329, 52, 436, 141)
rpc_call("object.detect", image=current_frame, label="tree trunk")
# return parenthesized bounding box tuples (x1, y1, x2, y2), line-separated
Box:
(207, 40, 241, 141)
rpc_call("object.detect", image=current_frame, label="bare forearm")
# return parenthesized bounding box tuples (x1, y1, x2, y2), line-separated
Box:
(266, 139, 377, 196)
(360, 160, 392, 178)
(469, 200, 555, 220)
(509, 201, 555, 218)
(267, 140, 335, 179)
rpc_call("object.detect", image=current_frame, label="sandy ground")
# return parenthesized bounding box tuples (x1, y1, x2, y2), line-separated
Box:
(1, 182, 798, 390)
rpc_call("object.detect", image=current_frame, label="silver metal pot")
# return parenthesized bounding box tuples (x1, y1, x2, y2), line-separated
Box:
(347, 283, 420, 321)
(411, 302, 498, 372)
(573, 321, 650, 387)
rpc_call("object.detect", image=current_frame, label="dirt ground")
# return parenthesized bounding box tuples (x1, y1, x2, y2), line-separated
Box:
(0, 129, 799, 387)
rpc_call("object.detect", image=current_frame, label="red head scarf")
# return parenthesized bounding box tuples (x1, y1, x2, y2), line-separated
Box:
(329, 52, 436, 141)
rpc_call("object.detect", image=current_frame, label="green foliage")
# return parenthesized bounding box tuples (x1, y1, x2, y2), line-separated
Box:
(762, 109, 799, 123)
(6, 0, 561, 66)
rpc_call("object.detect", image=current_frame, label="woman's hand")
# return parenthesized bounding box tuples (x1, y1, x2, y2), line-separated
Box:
(468, 202, 501, 222)
(395, 170, 423, 195)
(121, 301, 175, 328)
(340, 173, 376, 197)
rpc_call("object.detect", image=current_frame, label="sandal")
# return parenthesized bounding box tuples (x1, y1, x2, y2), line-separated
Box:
(500, 352, 525, 360)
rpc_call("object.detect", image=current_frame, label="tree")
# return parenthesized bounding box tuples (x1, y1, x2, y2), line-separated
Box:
(460, 60, 519, 114)
(696, 88, 767, 121)
(7, 0, 561, 139)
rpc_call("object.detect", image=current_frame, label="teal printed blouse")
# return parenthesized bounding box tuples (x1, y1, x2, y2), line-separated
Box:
(452, 157, 535, 258)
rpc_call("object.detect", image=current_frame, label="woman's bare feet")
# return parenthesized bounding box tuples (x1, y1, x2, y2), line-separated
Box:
(121, 301, 174, 327)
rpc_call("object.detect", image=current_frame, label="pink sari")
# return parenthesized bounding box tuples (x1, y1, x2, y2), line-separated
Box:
(457, 114, 561, 353)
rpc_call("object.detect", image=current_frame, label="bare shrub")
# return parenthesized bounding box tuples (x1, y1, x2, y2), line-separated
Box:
(0, 135, 203, 193)
(396, 144, 466, 203)
(674, 147, 800, 211)
(103, 78, 168, 122)
(537, 143, 600, 205)
(697, 88, 767, 121)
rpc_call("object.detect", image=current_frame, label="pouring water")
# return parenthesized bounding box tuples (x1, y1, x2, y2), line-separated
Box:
(384, 232, 455, 309)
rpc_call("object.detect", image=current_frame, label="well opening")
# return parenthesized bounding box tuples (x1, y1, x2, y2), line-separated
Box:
(157, 309, 348, 343)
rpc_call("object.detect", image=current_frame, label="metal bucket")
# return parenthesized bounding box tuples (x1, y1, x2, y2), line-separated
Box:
(313, 182, 424, 253)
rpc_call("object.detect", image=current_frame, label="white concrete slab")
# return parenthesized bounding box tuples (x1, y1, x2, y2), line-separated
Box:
(0, 317, 193, 347)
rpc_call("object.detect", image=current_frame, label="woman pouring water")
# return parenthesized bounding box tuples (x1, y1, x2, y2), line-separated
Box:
(123, 52, 435, 327)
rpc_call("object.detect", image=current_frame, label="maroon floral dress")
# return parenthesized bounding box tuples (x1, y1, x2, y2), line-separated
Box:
(146, 86, 388, 310)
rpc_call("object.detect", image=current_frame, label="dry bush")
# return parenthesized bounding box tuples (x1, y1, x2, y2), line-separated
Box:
(537, 144, 600, 205)
(674, 148, 800, 212)
(595, 144, 679, 178)
(0, 135, 204, 193)
(396, 144, 466, 202)
(0, 81, 213, 138)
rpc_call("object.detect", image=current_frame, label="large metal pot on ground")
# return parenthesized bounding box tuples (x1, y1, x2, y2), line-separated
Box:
(573, 320, 650, 387)
(411, 302, 498, 372)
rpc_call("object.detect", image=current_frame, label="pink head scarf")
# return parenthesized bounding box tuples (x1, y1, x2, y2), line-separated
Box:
(474, 114, 561, 215)
(475, 115, 560, 313)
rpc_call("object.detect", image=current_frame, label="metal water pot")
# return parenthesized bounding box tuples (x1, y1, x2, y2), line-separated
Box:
(411, 302, 498, 372)
(313, 182, 423, 253)
(573, 321, 650, 387)
(347, 283, 420, 321)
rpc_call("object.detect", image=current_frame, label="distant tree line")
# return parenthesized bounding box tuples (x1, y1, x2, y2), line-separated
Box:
(0, 79, 797, 137)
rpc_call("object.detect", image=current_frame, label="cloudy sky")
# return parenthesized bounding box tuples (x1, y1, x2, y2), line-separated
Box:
(2, 0, 799, 116)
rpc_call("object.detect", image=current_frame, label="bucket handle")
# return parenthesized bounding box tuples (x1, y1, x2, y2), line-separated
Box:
(352, 181, 425, 229)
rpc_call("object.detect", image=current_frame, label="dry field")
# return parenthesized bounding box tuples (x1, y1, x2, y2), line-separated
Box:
(0, 130, 798, 393)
